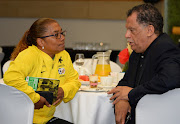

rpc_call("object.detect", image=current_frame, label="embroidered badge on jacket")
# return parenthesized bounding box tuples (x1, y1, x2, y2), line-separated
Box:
(58, 68, 65, 75)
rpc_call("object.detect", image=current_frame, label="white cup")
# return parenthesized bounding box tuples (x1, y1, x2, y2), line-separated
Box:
(110, 72, 118, 83)
(100, 76, 107, 86)
(106, 76, 113, 86)
(100, 76, 113, 86)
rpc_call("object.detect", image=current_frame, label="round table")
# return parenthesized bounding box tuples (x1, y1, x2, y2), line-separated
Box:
(54, 90, 116, 124)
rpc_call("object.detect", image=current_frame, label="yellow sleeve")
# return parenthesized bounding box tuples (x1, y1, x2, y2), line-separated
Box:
(60, 53, 81, 103)
(3, 51, 40, 103)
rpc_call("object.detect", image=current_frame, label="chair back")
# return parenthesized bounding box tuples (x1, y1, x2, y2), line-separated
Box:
(2, 60, 12, 74)
(0, 52, 4, 78)
(136, 88, 180, 124)
(0, 84, 34, 124)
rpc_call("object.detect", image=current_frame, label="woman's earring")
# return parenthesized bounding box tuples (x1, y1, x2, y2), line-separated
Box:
(42, 46, 44, 49)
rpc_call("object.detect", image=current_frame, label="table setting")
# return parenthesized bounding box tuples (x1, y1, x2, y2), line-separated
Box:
(79, 74, 118, 92)
(54, 51, 125, 124)
(73, 50, 123, 90)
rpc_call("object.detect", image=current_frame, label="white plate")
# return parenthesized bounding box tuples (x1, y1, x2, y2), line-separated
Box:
(79, 86, 107, 92)
(80, 81, 101, 85)
(98, 85, 116, 89)
(80, 81, 89, 85)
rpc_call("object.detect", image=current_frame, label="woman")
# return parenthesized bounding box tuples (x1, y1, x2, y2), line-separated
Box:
(3, 18, 81, 124)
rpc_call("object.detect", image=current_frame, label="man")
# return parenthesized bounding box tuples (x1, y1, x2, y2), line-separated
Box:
(108, 3, 180, 124)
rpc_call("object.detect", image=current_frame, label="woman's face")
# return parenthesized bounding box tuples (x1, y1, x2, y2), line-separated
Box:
(40, 22, 65, 58)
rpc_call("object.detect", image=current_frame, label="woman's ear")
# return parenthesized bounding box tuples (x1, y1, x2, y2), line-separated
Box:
(147, 25, 155, 37)
(37, 38, 44, 48)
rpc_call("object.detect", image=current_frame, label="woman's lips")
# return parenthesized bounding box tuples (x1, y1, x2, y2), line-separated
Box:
(59, 41, 65, 47)
(59, 43, 64, 47)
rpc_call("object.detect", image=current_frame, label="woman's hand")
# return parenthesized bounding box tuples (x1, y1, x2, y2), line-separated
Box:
(53, 87, 64, 105)
(34, 96, 51, 109)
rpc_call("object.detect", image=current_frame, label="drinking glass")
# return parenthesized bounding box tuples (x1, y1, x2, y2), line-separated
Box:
(75, 54, 85, 72)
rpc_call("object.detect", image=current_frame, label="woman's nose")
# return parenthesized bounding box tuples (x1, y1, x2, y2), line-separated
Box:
(60, 34, 65, 40)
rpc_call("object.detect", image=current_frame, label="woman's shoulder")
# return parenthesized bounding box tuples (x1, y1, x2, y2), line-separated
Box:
(17, 46, 40, 59)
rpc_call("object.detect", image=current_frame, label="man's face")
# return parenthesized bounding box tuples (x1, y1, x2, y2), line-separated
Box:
(125, 12, 149, 53)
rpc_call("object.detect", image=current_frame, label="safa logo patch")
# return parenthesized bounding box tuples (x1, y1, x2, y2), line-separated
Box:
(58, 68, 65, 75)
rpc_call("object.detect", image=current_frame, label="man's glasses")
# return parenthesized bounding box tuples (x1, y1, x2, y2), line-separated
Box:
(38, 30, 66, 39)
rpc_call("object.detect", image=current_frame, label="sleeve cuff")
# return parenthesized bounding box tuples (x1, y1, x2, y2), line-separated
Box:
(33, 93, 40, 103)
(128, 86, 145, 106)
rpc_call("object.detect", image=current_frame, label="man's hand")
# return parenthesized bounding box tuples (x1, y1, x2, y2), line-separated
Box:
(34, 96, 51, 109)
(107, 86, 133, 104)
(115, 100, 131, 124)
(53, 87, 64, 105)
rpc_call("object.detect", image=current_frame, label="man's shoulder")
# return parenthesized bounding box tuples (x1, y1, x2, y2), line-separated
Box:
(150, 33, 179, 54)
(155, 33, 176, 48)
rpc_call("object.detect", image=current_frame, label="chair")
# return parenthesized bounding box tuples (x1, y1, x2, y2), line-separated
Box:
(73, 58, 122, 75)
(136, 88, 180, 124)
(2, 60, 12, 74)
(0, 49, 5, 78)
(0, 78, 4, 84)
(0, 84, 34, 124)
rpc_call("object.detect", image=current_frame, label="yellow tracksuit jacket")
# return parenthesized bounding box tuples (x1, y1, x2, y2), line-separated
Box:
(3, 45, 81, 124)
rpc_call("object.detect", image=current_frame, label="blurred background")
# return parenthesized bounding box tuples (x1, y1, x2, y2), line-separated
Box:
(0, 0, 179, 77)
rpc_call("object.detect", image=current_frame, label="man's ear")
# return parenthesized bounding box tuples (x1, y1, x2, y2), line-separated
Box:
(37, 38, 44, 48)
(147, 25, 155, 37)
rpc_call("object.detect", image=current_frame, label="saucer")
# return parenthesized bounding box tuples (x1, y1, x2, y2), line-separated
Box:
(80, 81, 101, 85)
(80, 81, 89, 85)
(98, 85, 116, 89)
(79, 86, 107, 92)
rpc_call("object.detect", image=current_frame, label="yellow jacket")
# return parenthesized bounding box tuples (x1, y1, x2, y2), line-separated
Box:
(3, 45, 81, 124)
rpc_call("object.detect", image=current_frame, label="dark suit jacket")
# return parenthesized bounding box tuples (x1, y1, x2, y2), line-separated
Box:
(117, 33, 180, 124)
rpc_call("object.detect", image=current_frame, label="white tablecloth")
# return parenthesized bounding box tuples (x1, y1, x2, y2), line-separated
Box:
(54, 91, 116, 124)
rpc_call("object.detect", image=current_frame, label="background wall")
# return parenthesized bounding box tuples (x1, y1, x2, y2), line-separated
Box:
(0, 18, 127, 50)
(0, 0, 164, 50)
(0, 0, 164, 20)
(0, 0, 166, 77)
